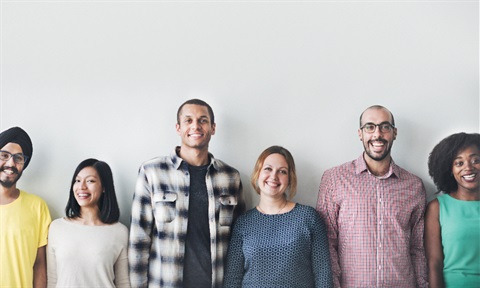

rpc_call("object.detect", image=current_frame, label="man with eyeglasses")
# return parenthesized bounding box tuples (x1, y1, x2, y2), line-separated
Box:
(316, 105, 427, 288)
(0, 126, 51, 288)
(129, 99, 245, 288)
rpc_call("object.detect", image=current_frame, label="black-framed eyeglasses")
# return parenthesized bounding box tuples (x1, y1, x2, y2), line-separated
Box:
(0, 150, 29, 165)
(360, 122, 395, 134)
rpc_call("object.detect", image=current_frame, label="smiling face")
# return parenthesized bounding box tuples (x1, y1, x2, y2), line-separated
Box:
(258, 153, 290, 198)
(176, 104, 216, 151)
(452, 145, 480, 194)
(358, 107, 397, 163)
(72, 166, 104, 210)
(0, 143, 24, 188)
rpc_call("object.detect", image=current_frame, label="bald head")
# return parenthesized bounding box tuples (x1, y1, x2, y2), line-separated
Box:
(359, 105, 395, 128)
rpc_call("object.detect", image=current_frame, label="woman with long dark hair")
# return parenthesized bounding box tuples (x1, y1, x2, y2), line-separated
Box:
(47, 158, 130, 287)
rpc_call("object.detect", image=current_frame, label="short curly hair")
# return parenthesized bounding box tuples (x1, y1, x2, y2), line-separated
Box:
(428, 132, 480, 194)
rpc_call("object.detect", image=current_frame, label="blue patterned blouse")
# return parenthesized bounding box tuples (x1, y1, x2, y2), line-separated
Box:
(224, 204, 332, 288)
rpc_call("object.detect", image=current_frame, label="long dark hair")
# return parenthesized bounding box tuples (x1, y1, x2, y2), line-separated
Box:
(65, 158, 120, 223)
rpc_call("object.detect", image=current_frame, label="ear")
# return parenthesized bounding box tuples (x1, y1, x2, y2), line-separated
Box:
(358, 128, 363, 141)
(393, 127, 397, 140)
(211, 123, 216, 135)
(175, 123, 181, 135)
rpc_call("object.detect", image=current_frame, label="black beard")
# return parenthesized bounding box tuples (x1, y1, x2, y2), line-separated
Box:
(365, 149, 390, 161)
(364, 140, 393, 162)
(0, 168, 22, 188)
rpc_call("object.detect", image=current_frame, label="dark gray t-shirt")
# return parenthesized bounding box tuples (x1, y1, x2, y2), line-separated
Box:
(183, 164, 212, 288)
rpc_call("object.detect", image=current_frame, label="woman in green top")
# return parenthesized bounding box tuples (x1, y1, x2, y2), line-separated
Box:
(426, 132, 480, 288)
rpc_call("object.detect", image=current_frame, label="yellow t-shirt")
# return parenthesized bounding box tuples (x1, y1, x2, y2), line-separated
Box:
(0, 190, 51, 287)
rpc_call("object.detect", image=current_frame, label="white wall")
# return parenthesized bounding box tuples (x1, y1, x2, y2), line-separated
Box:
(1, 0, 478, 226)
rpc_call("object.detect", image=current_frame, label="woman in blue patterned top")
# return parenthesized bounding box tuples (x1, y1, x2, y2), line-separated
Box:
(224, 146, 332, 288)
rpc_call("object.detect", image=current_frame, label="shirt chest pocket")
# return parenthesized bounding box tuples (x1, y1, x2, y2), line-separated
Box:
(219, 195, 237, 226)
(152, 192, 178, 223)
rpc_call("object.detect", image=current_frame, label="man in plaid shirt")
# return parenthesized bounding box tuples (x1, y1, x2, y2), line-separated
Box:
(317, 105, 428, 288)
(129, 99, 245, 288)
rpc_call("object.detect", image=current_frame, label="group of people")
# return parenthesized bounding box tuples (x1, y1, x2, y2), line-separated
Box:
(0, 99, 478, 288)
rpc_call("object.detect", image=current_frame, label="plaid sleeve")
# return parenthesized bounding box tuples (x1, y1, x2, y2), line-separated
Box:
(410, 182, 428, 288)
(316, 169, 341, 288)
(233, 176, 245, 220)
(129, 165, 154, 288)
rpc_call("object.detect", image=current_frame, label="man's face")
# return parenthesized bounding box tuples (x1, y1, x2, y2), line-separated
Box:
(0, 143, 25, 188)
(176, 104, 216, 150)
(358, 108, 397, 162)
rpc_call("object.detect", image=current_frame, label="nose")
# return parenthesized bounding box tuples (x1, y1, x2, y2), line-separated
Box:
(464, 160, 474, 170)
(271, 171, 279, 180)
(191, 120, 200, 130)
(79, 180, 87, 189)
(371, 126, 383, 138)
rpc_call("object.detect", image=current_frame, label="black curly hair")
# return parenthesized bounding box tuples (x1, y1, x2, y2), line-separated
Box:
(428, 132, 480, 194)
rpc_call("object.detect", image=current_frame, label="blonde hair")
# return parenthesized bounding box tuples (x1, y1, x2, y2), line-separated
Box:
(250, 146, 297, 200)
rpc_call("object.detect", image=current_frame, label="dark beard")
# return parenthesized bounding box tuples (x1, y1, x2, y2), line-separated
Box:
(365, 148, 391, 161)
(364, 140, 393, 162)
(0, 169, 22, 188)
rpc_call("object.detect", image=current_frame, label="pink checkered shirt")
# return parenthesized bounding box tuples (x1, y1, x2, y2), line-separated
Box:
(316, 154, 428, 288)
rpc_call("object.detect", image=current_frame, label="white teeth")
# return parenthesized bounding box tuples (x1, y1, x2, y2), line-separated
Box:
(463, 174, 476, 180)
(266, 181, 280, 187)
(78, 193, 89, 197)
(2, 170, 14, 175)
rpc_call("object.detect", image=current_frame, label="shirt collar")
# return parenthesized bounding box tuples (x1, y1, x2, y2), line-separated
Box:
(171, 146, 217, 171)
(355, 153, 401, 179)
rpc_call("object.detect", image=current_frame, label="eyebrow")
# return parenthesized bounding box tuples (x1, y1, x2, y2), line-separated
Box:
(182, 115, 209, 119)
(454, 153, 480, 159)
(0, 150, 23, 155)
(264, 164, 288, 169)
(76, 175, 99, 179)
(364, 121, 392, 125)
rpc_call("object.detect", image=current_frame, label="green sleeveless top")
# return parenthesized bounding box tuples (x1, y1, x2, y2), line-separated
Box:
(438, 194, 480, 287)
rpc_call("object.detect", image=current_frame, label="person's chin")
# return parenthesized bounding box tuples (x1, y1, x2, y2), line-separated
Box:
(366, 150, 389, 162)
(0, 174, 21, 188)
(0, 179, 17, 188)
